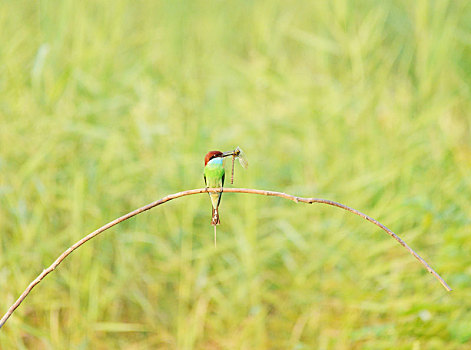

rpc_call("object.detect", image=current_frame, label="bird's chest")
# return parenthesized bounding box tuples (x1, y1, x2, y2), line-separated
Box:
(204, 164, 224, 178)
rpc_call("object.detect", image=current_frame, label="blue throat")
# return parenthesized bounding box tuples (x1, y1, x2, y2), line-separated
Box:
(207, 158, 223, 166)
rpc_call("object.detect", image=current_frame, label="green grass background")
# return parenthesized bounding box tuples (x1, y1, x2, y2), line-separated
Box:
(1, 0, 471, 348)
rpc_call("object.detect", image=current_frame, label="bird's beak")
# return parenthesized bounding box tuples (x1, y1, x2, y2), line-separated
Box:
(221, 151, 235, 158)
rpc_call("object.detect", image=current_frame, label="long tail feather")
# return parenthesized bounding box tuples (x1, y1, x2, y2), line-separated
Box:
(214, 225, 217, 247)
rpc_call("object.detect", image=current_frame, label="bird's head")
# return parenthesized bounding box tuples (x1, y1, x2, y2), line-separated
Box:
(204, 151, 223, 166)
(204, 150, 237, 165)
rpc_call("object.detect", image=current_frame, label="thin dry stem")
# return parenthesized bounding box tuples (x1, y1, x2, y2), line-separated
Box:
(0, 187, 451, 329)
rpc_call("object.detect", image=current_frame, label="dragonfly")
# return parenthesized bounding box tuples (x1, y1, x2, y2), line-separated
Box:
(229, 146, 248, 184)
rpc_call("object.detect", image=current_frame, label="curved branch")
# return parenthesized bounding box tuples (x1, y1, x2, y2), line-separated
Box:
(0, 188, 451, 329)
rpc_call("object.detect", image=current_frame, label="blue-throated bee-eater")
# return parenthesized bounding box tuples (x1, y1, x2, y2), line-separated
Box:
(203, 150, 234, 225)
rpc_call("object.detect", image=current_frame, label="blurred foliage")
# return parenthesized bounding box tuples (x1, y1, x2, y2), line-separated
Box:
(1, 0, 471, 348)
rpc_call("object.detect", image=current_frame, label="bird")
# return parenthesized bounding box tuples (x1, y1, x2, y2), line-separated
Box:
(203, 150, 226, 226)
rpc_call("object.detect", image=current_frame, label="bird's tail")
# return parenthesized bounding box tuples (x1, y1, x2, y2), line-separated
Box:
(211, 207, 220, 226)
